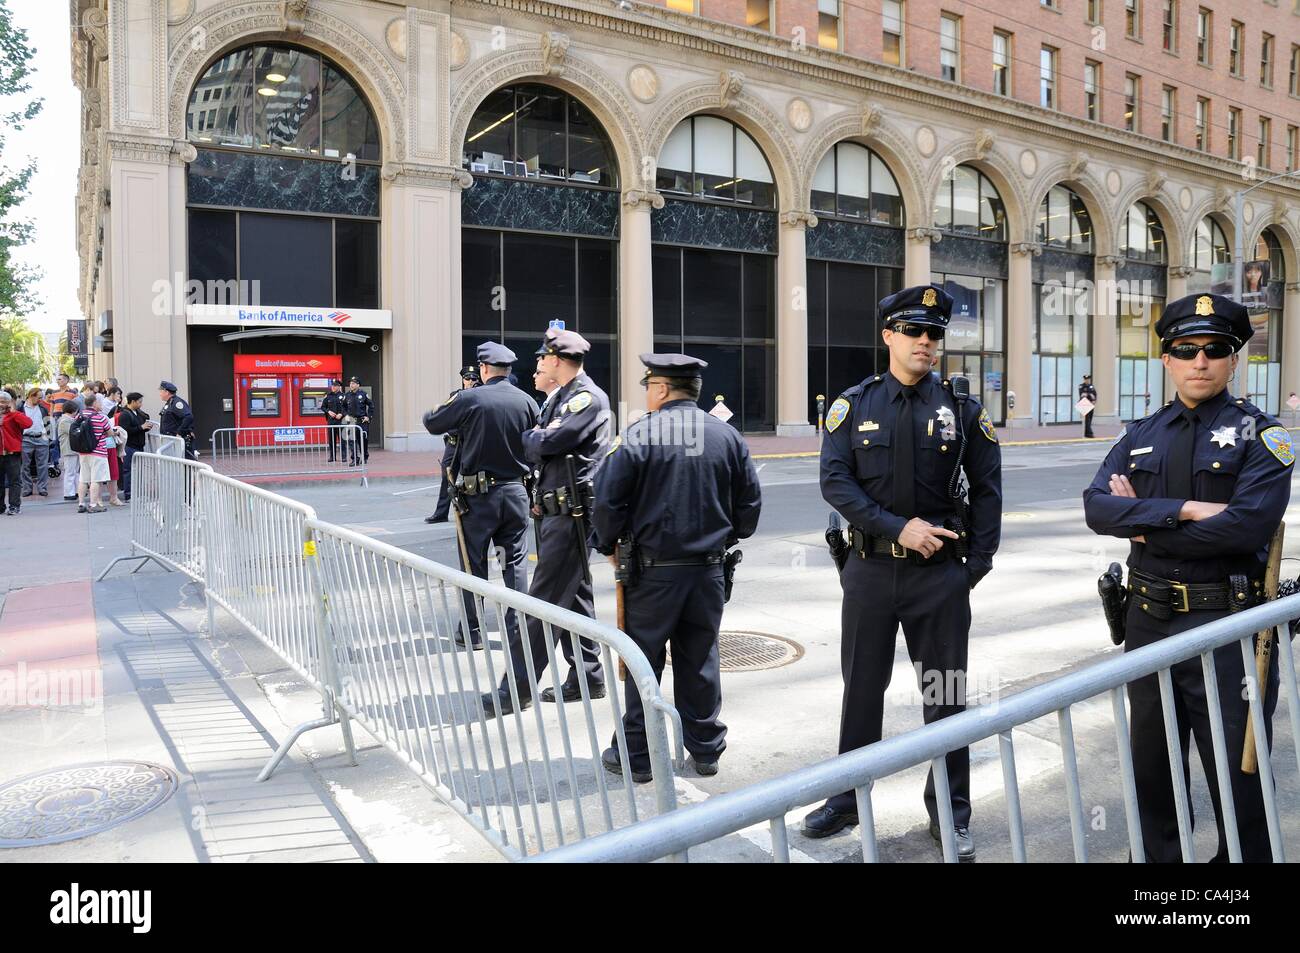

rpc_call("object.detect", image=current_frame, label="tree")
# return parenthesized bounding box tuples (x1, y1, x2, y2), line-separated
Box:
(0, 0, 43, 317)
(0, 314, 54, 386)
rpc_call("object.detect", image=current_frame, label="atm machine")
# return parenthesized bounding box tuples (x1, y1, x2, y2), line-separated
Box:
(233, 355, 342, 447)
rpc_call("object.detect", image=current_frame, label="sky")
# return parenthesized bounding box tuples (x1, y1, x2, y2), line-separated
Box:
(5, 3, 81, 333)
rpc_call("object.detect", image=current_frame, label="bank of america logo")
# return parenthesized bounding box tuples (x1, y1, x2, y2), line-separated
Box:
(328, 311, 352, 325)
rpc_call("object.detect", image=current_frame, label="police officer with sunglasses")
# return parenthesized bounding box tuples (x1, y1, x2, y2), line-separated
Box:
(1084, 292, 1293, 862)
(801, 284, 1003, 859)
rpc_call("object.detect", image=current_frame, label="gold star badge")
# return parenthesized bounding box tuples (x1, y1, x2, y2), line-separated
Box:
(1195, 295, 1215, 316)
(922, 288, 937, 308)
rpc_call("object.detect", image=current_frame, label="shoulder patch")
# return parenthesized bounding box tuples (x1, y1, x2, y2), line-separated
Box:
(825, 397, 851, 433)
(606, 434, 622, 456)
(1260, 426, 1295, 466)
(566, 392, 592, 414)
(174, 400, 185, 410)
(978, 408, 997, 443)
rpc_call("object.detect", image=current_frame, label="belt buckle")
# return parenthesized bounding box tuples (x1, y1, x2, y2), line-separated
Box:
(890, 541, 907, 559)
(1170, 582, 1190, 613)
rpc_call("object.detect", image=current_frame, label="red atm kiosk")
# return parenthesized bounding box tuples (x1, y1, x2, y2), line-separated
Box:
(233, 355, 343, 446)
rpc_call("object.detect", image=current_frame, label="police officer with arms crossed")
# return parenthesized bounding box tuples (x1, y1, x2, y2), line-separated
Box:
(481, 327, 612, 717)
(1083, 293, 1292, 863)
(593, 353, 762, 781)
(427, 366, 480, 525)
(158, 381, 196, 459)
(344, 376, 374, 464)
(321, 379, 348, 462)
(801, 285, 1003, 860)
(422, 342, 538, 649)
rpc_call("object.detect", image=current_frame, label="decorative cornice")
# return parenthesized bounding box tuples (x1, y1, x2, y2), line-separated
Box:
(1286, 281, 1300, 294)
(382, 161, 474, 188)
(106, 133, 174, 164)
(779, 210, 818, 229)
(622, 189, 665, 210)
(82, 8, 108, 62)
(1011, 241, 1043, 257)
(1095, 255, 1123, 268)
(907, 226, 942, 244)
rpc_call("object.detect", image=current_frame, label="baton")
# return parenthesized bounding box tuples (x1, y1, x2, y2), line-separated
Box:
(1243, 522, 1284, 774)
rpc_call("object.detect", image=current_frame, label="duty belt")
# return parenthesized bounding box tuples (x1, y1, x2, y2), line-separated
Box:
(457, 475, 523, 496)
(1128, 568, 1263, 619)
(848, 526, 948, 566)
(639, 553, 724, 569)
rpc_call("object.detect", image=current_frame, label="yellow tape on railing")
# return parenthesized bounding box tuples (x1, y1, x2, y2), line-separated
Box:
(303, 540, 317, 557)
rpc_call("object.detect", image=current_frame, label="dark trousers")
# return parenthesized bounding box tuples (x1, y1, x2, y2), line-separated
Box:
(826, 554, 972, 825)
(431, 444, 455, 520)
(1125, 602, 1279, 862)
(358, 422, 370, 462)
(326, 423, 341, 461)
(499, 514, 603, 696)
(1083, 410, 1095, 437)
(454, 483, 530, 640)
(1, 453, 21, 510)
(615, 565, 727, 774)
(123, 445, 137, 497)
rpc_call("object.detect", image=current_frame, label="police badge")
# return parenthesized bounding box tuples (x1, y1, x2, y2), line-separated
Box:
(978, 408, 998, 443)
(825, 397, 850, 433)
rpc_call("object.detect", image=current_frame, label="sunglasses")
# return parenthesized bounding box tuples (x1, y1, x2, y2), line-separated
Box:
(1166, 341, 1235, 361)
(889, 322, 944, 341)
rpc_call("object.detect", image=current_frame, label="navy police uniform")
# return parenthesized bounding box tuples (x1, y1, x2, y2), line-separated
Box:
(422, 343, 538, 647)
(159, 381, 196, 460)
(1080, 376, 1098, 437)
(344, 377, 374, 464)
(804, 285, 1003, 853)
(593, 353, 762, 779)
(428, 368, 481, 524)
(485, 328, 612, 715)
(321, 381, 348, 462)
(1083, 293, 1292, 862)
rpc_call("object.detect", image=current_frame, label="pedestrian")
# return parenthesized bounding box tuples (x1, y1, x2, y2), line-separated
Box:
(426, 366, 480, 525)
(102, 404, 126, 508)
(479, 327, 613, 717)
(422, 342, 538, 653)
(800, 284, 1003, 860)
(102, 386, 122, 417)
(72, 396, 113, 513)
(58, 397, 82, 500)
(158, 380, 196, 460)
(321, 379, 347, 462)
(1079, 374, 1098, 438)
(344, 377, 374, 464)
(1083, 293, 1291, 863)
(20, 388, 49, 498)
(0, 392, 33, 515)
(593, 353, 762, 782)
(117, 392, 152, 502)
(46, 373, 78, 472)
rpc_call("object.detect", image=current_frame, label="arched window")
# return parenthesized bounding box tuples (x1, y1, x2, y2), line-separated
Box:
(187, 45, 380, 160)
(1121, 202, 1167, 263)
(1254, 229, 1285, 280)
(1191, 216, 1229, 271)
(934, 165, 1005, 239)
(656, 116, 775, 207)
(461, 84, 617, 187)
(810, 142, 903, 226)
(1036, 185, 1093, 251)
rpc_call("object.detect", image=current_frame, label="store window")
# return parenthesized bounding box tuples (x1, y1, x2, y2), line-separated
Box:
(1243, 230, 1285, 413)
(1117, 202, 1168, 421)
(1034, 185, 1095, 423)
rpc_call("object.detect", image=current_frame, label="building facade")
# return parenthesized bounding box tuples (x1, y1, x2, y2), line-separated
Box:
(73, 0, 1300, 447)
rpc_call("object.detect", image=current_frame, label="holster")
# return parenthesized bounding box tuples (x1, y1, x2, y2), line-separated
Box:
(615, 538, 641, 590)
(943, 513, 971, 559)
(826, 521, 849, 572)
(722, 549, 743, 603)
(1098, 562, 1128, 646)
(1227, 574, 1250, 613)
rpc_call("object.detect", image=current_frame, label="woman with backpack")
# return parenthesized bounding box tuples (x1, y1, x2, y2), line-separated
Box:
(69, 396, 112, 513)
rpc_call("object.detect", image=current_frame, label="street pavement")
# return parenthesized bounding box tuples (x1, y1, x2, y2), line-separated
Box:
(2, 437, 1297, 862)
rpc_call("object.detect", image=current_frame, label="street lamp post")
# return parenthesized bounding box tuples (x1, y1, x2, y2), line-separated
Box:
(1232, 168, 1300, 302)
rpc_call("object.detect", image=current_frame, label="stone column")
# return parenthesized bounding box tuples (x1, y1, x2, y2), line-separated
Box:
(1006, 242, 1040, 428)
(906, 227, 941, 286)
(1091, 255, 1122, 424)
(1163, 265, 1194, 408)
(1283, 282, 1300, 419)
(619, 190, 663, 427)
(776, 210, 817, 436)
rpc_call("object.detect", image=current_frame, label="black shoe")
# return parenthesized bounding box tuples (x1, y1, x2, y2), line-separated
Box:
(38, 490, 47, 497)
(541, 680, 607, 703)
(454, 628, 483, 650)
(425, 513, 448, 524)
(929, 821, 977, 861)
(800, 804, 858, 839)
(479, 690, 530, 719)
(64, 495, 77, 502)
(21, 492, 32, 498)
(601, 747, 652, 784)
(690, 756, 719, 777)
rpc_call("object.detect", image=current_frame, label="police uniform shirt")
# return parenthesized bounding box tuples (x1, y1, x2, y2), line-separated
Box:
(523, 371, 612, 489)
(321, 390, 347, 420)
(345, 389, 374, 420)
(592, 399, 762, 559)
(820, 370, 1003, 573)
(160, 394, 193, 436)
(1083, 391, 1293, 583)
(422, 376, 538, 479)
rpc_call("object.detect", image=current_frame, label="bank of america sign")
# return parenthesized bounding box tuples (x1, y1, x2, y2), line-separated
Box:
(187, 304, 393, 329)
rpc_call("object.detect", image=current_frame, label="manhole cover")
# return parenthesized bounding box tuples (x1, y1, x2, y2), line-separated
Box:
(717, 631, 803, 672)
(0, 762, 177, 848)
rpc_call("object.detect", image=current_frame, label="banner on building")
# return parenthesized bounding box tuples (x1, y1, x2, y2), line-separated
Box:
(67, 319, 88, 374)
(187, 304, 393, 330)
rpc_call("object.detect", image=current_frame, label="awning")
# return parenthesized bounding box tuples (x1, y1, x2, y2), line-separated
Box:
(218, 328, 371, 344)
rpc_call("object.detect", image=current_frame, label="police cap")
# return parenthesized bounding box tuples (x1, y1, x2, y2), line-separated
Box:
(879, 284, 953, 329)
(159, 380, 177, 393)
(1155, 293, 1253, 351)
(639, 352, 709, 383)
(476, 341, 517, 366)
(535, 328, 591, 359)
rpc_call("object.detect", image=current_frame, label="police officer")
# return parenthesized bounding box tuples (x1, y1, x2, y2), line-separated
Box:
(481, 327, 612, 717)
(1080, 374, 1099, 438)
(321, 379, 348, 462)
(427, 367, 480, 525)
(801, 284, 1003, 860)
(344, 376, 374, 464)
(423, 342, 538, 648)
(593, 353, 762, 781)
(1083, 293, 1291, 863)
(158, 380, 196, 460)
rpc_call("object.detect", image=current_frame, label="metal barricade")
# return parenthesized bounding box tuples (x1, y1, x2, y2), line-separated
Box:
(145, 432, 186, 458)
(532, 595, 1300, 863)
(97, 452, 211, 581)
(209, 425, 368, 486)
(304, 518, 684, 861)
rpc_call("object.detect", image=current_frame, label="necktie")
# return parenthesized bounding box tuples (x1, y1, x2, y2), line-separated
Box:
(894, 386, 916, 520)
(1166, 408, 1196, 502)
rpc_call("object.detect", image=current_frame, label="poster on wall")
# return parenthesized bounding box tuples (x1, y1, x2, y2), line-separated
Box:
(67, 319, 88, 375)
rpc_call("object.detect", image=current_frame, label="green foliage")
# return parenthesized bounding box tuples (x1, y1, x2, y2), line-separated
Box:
(0, 0, 43, 318)
(0, 313, 55, 386)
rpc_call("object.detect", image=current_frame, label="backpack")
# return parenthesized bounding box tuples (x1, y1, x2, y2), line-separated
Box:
(69, 415, 98, 454)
